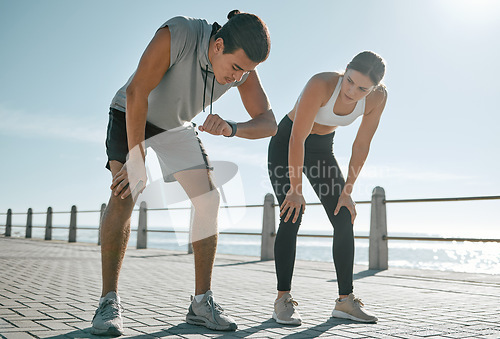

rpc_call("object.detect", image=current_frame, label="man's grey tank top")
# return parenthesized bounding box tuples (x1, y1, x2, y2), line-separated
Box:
(110, 16, 249, 130)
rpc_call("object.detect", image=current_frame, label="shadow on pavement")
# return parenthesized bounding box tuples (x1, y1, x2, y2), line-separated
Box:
(328, 269, 381, 283)
(214, 260, 262, 267)
(37, 318, 375, 338)
(283, 317, 375, 338)
(40, 327, 148, 338)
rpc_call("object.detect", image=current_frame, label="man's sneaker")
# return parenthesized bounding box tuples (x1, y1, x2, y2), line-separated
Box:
(331, 293, 378, 323)
(91, 291, 124, 336)
(186, 290, 237, 331)
(272, 292, 302, 325)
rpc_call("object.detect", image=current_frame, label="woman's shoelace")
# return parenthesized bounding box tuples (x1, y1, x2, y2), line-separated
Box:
(284, 297, 298, 307)
(353, 297, 365, 307)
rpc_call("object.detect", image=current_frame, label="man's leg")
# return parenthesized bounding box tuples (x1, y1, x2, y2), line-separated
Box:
(175, 169, 237, 331)
(92, 160, 134, 336)
(174, 169, 219, 295)
(100, 160, 135, 296)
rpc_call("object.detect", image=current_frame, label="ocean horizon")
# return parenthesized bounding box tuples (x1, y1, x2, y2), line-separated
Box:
(4, 226, 499, 276)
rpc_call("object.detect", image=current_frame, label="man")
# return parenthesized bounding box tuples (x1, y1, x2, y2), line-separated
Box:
(92, 10, 276, 336)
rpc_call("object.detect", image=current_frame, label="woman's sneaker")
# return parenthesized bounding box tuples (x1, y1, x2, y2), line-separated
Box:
(186, 290, 237, 331)
(91, 291, 124, 336)
(272, 293, 302, 325)
(331, 293, 378, 323)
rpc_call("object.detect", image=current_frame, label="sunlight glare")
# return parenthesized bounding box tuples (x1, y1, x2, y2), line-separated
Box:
(437, 0, 500, 28)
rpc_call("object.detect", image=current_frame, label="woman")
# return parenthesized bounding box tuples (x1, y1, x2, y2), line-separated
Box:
(268, 51, 387, 325)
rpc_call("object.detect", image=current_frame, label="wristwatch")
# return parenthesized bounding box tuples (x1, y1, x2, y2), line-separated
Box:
(225, 120, 237, 137)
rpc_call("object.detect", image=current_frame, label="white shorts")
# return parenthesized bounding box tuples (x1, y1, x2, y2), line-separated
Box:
(146, 122, 212, 182)
(105, 108, 211, 183)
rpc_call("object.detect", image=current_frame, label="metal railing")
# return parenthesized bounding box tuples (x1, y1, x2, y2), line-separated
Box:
(1, 187, 499, 270)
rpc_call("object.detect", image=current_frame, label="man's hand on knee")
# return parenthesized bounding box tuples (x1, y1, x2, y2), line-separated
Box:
(111, 157, 147, 201)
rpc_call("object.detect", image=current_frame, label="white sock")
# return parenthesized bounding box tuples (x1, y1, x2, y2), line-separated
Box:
(100, 292, 120, 305)
(194, 294, 205, 303)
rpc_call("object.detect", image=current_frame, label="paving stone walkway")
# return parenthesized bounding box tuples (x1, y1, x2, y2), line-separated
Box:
(1, 236, 499, 338)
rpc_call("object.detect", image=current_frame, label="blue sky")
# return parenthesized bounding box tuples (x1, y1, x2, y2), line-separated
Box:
(1, 0, 499, 237)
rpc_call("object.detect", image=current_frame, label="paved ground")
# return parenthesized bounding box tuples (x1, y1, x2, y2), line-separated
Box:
(0, 236, 499, 338)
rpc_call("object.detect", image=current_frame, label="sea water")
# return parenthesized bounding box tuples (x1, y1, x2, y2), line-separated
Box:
(11, 225, 499, 275)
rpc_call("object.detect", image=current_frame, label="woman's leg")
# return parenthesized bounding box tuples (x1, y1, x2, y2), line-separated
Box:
(304, 152, 354, 296)
(267, 122, 303, 294)
(268, 119, 303, 325)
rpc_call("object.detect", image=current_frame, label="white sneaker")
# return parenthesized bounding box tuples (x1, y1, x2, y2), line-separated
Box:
(91, 292, 124, 336)
(331, 293, 378, 323)
(186, 290, 237, 331)
(272, 293, 302, 325)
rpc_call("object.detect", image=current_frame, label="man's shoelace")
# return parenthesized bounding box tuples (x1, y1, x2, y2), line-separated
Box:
(205, 294, 226, 325)
(99, 299, 124, 320)
(206, 295, 224, 314)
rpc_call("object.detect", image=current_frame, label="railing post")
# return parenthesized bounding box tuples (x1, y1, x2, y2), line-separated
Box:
(187, 204, 194, 254)
(69, 205, 77, 243)
(45, 207, 52, 240)
(369, 186, 388, 270)
(137, 201, 147, 249)
(261, 193, 276, 261)
(25, 208, 33, 238)
(5, 209, 12, 237)
(98, 203, 106, 246)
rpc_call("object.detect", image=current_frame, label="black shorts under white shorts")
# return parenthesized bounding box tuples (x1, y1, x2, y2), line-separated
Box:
(105, 108, 212, 182)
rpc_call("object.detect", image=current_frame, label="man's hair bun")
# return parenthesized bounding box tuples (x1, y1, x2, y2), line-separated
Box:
(216, 10, 271, 63)
(227, 10, 241, 19)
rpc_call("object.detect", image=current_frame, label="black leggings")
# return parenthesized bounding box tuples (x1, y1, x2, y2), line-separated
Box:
(267, 115, 354, 295)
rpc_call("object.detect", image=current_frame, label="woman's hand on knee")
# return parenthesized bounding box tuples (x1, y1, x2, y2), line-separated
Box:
(334, 191, 357, 224)
(280, 191, 306, 223)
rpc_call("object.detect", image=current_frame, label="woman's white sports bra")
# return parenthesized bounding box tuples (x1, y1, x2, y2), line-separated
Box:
(313, 77, 366, 126)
